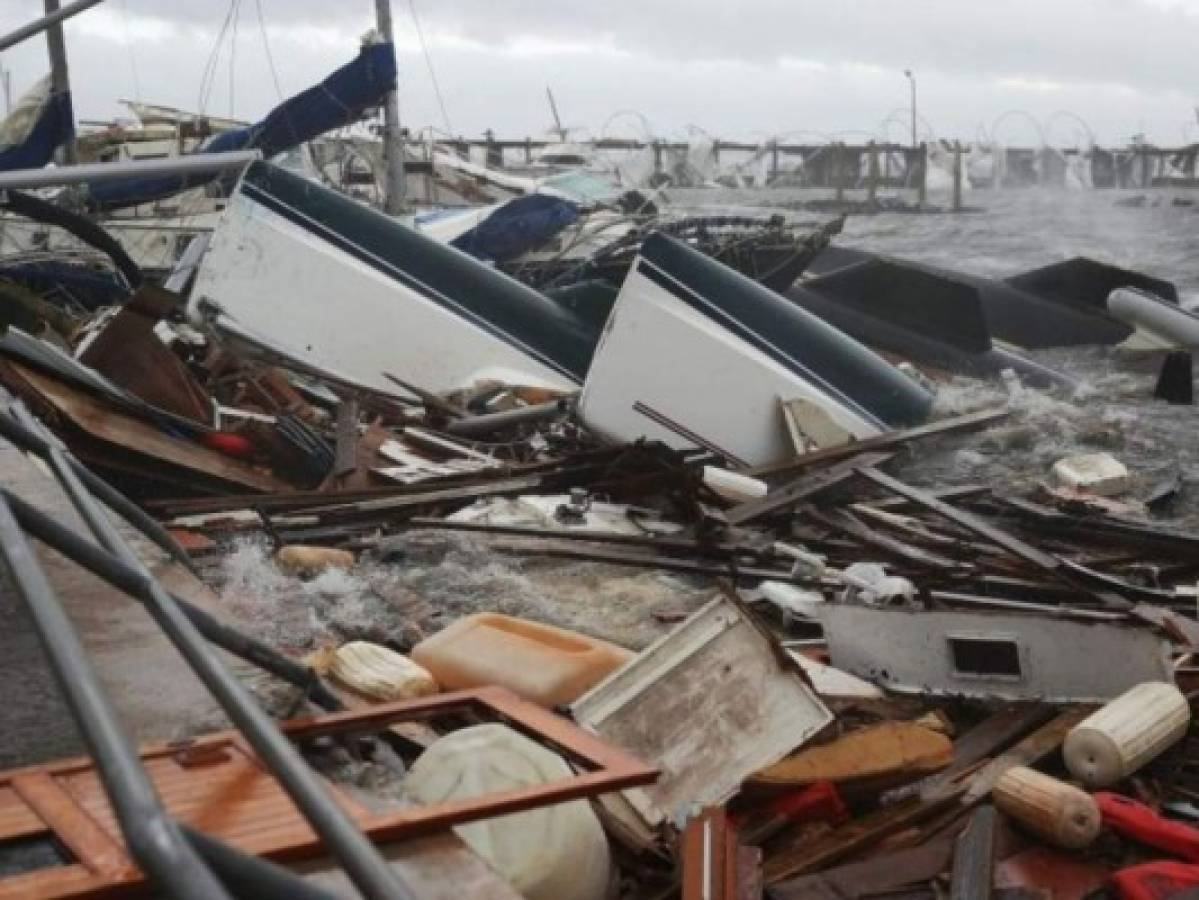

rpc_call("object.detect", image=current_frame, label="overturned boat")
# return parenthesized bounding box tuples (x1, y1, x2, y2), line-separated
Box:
(803, 246, 1179, 350)
(578, 234, 933, 466)
(788, 255, 1076, 387)
(188, 161, 596, 394)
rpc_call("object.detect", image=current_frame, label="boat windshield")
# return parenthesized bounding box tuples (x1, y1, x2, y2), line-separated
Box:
(539, 170, 621, 205)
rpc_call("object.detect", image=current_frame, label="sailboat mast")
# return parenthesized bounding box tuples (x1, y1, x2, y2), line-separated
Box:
(546, 86, 565, 141)
(43, 0, 76, 163)
(374, 0, 406, 213)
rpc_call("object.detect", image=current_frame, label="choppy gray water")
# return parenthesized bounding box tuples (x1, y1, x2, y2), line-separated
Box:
(672, 186, 1199, 296)
(673, 186, 1199, 524)
(213, 188, 1199, 655)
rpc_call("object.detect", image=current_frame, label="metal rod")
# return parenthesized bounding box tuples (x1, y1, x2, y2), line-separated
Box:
(0, 0, 105, 53)
(15, 407, 416, 900)
(0, 493, 230, 900)
(42, 0, 76, 164)
(0, 150, 260, 190)
(181, 826, 341, 900)
(2, 488, 345, 713)
(0, 404, 196, 571)
(445, 396, 574, 438)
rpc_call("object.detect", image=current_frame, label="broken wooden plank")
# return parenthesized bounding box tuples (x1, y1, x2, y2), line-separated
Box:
(11, 773, 133, 880)
(962, 707, 1093, 804)
(723, 451, 893, 526)
(855, 467, 1060, 571)
(632, 400, 751, 469)
(305, 474, 545, 518)
(406, 517, 775, 559)
(805, 507, 964, 570)
(766, 836, 954, 900)
(489, 537, 826, 584)
(748, 407, 1010, 479)
(682, 807, 760, 900)
(949, 805, 997, 900)
(905, 705, 1058, 804)
(763, 792, 961, 884)
(749, 721, 953, 789)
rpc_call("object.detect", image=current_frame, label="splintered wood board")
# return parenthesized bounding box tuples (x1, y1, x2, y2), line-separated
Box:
(572, 595, 832, 828)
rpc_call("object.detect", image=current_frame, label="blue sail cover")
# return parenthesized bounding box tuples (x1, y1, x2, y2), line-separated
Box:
(450, 194, 580, 262)
(88, 41, 397, 211)
(0, 81, 74, 171)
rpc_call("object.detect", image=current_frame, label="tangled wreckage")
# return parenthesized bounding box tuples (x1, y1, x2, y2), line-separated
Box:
(5, 18, 1199, 900)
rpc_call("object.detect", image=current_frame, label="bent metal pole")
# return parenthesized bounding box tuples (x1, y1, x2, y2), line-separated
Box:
(0, 0, 106, 54)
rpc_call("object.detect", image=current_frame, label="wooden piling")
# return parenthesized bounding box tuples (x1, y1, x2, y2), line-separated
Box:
(917, 142, 928, 210)
(834, 144, 844, 203)
(867, 141, 879, 206)
(952, 141, 963, 212)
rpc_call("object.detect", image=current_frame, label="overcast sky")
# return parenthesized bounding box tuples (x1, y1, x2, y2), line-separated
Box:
(2, 0, 1198, 147)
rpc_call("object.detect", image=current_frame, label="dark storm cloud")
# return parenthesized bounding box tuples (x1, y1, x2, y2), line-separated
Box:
(0, 0, 1196, 144)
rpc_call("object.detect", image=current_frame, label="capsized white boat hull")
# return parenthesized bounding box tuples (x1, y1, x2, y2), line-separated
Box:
(578, 235, 932, 466)
(189, 162, 595, 395)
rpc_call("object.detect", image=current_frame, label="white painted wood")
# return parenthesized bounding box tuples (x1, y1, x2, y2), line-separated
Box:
(572, 595, 832, 826)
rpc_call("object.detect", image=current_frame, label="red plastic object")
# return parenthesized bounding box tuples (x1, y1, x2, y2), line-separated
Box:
(1096, 793, 1199, 862)
(1110, 861, 1199, 900)
(199, 431, 255, 459)
(731, 780, 848, 830)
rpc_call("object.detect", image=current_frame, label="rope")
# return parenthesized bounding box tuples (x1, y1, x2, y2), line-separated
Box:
(407, 0, 453, 134)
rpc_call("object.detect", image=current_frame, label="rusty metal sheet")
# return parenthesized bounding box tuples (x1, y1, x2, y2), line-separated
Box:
(10, 362, 291, 493)
(78, 304, 210, 424)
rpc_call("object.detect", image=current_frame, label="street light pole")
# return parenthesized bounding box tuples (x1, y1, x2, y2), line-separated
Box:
(904, 69, 917, 149)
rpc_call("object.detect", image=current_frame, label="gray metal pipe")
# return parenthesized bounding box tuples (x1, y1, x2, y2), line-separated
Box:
(0, 494, 231, 900)
(2, 487, 346, 713)
(14, 405, 417, 900)
(0, 0, 105, 53)
(446, 396, 576, 438)
(0, 150, 260, 191)
(0, 404, 196, 571)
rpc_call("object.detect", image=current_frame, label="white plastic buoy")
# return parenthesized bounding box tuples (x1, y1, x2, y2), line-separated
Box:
(1064, 681, 1190, 788)
(702, 466, 768, 504)
(406, 724, 611, 900)
(992, 766, 1100, 850)
(324, 641, 438, 701)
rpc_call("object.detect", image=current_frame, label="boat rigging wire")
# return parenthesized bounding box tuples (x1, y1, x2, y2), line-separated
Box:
(228, 0, 242, 119)
(407, 0, 453, 134)
(254, 0, 284, 101)
(198, 0, 239, 114)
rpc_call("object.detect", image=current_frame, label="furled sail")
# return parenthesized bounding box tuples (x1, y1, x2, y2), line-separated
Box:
(0, 75, 73, 172)
(88, 40, 397, 210)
